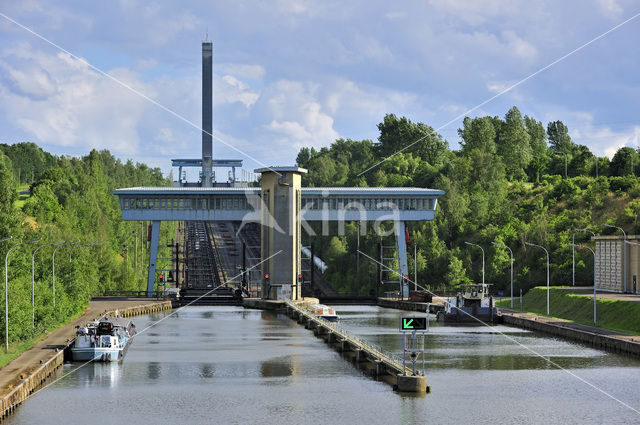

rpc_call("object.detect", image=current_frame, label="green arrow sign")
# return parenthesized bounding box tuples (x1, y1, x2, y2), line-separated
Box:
(400, 316, 427, 331)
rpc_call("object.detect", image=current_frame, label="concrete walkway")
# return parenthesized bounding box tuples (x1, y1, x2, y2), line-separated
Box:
(0, 298, 167, 396)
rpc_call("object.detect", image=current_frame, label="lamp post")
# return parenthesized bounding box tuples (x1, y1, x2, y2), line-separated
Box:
(52, 241, 78, 308)
(69, 243, 103, 261)
(572, 230, 575, 286)
(575, 228, 596, 288)
(605, 224, 627, 292)
(464, 241, 484, 286)
(571, 243, 597, 325)
(525, 242, 550, 315)
(32, 241, 64, 328)
(492, 242, 514, 308)
(5, 238, 41, 351)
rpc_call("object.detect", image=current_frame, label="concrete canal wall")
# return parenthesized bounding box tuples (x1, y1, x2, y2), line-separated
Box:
(500, 311, 640, 357)
(0, 300, 173, 422)
(0, 348, 64, 421)
(376, 297, 444, 313)
(377, 298, 640, 358)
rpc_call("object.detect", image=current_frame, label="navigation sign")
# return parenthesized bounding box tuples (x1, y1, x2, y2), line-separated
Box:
(400, 316, 427, 331)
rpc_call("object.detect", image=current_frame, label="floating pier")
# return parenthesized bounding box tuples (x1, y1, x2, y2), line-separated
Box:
(284, 300, 428, 393)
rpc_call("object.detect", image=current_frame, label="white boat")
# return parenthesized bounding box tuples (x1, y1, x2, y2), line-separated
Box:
(70, 318, 136, 362)
(308, 304, 339, 322)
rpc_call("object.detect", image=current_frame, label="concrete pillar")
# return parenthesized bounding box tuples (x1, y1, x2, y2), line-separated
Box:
(395, 221, 409, 298)
(146, 221, 161, 297)
(255, 166, 308, 300)
(374, 360, 384, 376)
(396, 374, 427, 393)
(201, 41, 213, 187)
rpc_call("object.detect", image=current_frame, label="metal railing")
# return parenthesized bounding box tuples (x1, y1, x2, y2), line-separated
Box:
(100, 290, 165, 298)
(285, 300, 409, 375)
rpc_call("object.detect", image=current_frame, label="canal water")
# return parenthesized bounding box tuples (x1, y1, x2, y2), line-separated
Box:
(7, 306, 640, 424)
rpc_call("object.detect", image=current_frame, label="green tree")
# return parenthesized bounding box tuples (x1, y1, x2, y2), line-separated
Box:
(458, 116, 497, 155)
(610, 147, 638, 176)
(377, 114, 449, 167)
(524, 116, 547, 181)
(496, 107, 532, 180)
(547, 121, 574, 154)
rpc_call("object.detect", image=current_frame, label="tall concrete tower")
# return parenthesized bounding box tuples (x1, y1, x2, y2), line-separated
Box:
(201, 40, 213, 187)
(255, 166, 308, 300)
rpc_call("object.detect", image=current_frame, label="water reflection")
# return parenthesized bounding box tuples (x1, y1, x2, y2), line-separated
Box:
(147, 362, 161, 380)
(260, 355, 296, 378)
(199, 364, 215, 378)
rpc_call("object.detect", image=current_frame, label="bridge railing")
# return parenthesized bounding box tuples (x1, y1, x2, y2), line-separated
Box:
(285, 300, 409, 375)
(100, 290, 166, 299)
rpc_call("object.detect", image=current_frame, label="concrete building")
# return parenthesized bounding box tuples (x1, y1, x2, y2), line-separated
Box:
(593, 235, 640, 293)
(256, 167, 306, 300)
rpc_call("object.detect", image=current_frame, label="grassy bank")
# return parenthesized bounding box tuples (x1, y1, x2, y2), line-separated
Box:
(496, 287, 640, 335)
(0, 308, 84, 369)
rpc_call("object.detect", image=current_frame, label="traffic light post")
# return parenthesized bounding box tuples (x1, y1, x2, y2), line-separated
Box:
(399, 311, 429, 376)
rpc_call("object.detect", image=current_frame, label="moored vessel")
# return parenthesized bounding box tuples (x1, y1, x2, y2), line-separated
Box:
(436, 284, 499, 323)
(70, 317, 136, 362)
(308, 304, 339, 322)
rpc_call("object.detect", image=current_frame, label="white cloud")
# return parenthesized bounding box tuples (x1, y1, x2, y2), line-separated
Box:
(136, 58, 158, 70)
(385, 11, 405, 20)
(217, 63, 265, 81)
(486, 81, 513, 94)
(324, 78, 415, 119)
(595, 0, 623, 19)
(501, 30, 538, 62)
(573, 125, 640, 158)
(218, 75, 260, 108)
(257, 80, 338, 151)
(426, 0, 520, 26)
(0, 43, 151, 155)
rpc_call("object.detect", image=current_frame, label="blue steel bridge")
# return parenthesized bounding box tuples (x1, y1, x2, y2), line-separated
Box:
(112, 40, 444, 301)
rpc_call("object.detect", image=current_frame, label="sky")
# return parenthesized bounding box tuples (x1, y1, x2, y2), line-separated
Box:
(0, 0, 639, 181)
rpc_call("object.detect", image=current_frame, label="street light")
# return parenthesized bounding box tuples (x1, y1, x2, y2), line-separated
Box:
(605, 224, 627, 292)
(552, 152, 568, 177)
(32, 241, 64, 328)
(69, 242, 103, 260)
(464, 241, 485, 286)
(573, 228, 596, 288)
(525, 241, 550, 315)
(570, 243, 596, 325)
(5, 238, 41, 351)
(52, 241, 78, 308)
(492, 241, 514, 308)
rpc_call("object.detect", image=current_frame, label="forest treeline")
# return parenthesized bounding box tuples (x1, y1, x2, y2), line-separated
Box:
(296, 107, 640, 295)
(0, 143, 169, 346)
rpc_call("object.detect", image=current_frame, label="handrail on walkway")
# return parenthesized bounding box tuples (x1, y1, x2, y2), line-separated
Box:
(285, 300, 411, 375)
